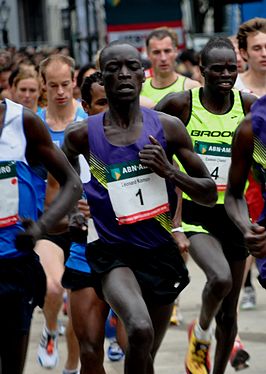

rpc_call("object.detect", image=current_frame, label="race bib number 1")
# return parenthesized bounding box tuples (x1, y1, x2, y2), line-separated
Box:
(107, 160, 169, 225)
(0, 161, 19, 227)
(194, 141, 231, 191)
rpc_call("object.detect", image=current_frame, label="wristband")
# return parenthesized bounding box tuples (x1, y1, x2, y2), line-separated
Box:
(171, 227, 184, 233)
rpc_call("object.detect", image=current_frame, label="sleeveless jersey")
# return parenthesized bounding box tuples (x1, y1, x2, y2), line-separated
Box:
(251, 95, 266, 224)
(38, 105, 87, 147)
(179, 87, 245, 204)
(83, 107, 176, 249)
(141, 76, 186, 104)
(0, 99, 42, 258)
(38, 104, 90, 183)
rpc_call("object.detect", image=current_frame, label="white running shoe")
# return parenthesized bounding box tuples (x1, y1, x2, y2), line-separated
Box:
(37, 326, 59, 369)
(240, 286, 256, 310)
(58, 319, 66, 336)
(107, 338, 124, 361)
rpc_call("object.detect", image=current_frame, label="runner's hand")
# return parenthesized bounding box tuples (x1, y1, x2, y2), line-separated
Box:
(77, 199, 91, 219)
(244, 224, 266, 258)
(172, 232, 190, 254)
(15, 219, 42, 251)
(69, 212, 88, 243)
(139, 135, 173, 178)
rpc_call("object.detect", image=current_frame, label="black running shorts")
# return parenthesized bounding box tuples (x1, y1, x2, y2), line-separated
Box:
(86, 239, 190, 305)
(182, 200, 248, 261)
(0, 253, 46, 334)
(62, 266, 95, 291)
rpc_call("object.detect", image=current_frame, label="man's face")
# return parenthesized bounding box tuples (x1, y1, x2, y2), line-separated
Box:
(44, 62, 75, 106)
(202, 47, 238, 94)
(147, 36, 178, 76)
(240, 31, 266, 73)
(83, 82, 108, 115)
(101, 44, 144, 102)
(230, 38, 247, 73)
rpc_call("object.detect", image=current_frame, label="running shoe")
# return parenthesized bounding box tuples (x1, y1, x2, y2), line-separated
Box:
(37, 326, 59, 369)
(230, 338, 250, 371)
(185, 321, 211, 374)
(240, 287, 256, 310)
(170, 303, 183, 326)
(107, 338, 124, 362)
(58, 319, 66, 336)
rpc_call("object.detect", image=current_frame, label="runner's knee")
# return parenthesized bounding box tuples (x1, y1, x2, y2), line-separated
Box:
(127, 318, 154, 351)
(207, 272, 232, 298)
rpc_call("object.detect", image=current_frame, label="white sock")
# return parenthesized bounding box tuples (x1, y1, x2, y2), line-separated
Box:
(194, 320, 212, 341)
(62, 369, 79, 374)
(45, 326, 57, 337)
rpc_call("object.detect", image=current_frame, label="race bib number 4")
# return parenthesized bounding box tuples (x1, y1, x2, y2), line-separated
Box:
(107, 160, 169, 225)
(0, 161, 19, 227)
(194, 141, 231, 191)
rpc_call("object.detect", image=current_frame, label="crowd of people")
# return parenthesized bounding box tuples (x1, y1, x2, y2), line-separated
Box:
(0, 15, 266, 374)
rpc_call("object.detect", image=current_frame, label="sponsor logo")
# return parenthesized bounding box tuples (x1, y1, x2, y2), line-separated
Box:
(191, 130, 234, 138)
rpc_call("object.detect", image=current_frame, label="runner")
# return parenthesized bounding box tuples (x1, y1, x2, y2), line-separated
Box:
(36, 54, 88, 373)
(62, 41, 217, 374)
(155, 36, 257, 374)
(0, 98, 81, 374)
(235, 17, 266, 313)
(225, 94, 266, 291)
(141, 27, 200, 105)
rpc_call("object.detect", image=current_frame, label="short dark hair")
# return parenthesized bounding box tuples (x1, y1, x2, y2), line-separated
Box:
(146, 27, 178, 49)
(99, 41, 140, 71)
(237, 17, 266, 51)
(76, 62, 96, 88)
(200, 37, 235, 67)
(80, 71, 103, 105)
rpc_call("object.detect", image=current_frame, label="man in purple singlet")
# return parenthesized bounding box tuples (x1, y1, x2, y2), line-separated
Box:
(62, 41, 217, 374)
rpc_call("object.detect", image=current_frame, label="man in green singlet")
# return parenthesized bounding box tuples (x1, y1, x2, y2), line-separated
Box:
(155, 36, 257, 374)
(141, 27, 200, 105)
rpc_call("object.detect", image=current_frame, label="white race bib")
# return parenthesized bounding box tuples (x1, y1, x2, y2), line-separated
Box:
(194, 141, 231, 191)
(0, 161, 19, 227)
(107, 160, 169, 225)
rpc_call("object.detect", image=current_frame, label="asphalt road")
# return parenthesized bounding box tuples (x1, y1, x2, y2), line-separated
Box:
(24, 258, 266, 374)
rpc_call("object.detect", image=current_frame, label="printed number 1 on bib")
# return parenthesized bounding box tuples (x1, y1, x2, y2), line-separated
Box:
(107, 160, 169, 225)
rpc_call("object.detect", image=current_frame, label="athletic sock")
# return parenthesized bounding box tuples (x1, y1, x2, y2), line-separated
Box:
(62, 369, 79, 374)
(45, 326, 57, 337)
(194, 320, 212, 341)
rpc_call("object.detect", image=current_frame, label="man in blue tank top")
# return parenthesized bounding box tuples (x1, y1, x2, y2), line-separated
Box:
(36, 54, 88, 372)
(155, 37, 257, 374)
(0, 98, 82, 374)
(62, 41, 217, 374)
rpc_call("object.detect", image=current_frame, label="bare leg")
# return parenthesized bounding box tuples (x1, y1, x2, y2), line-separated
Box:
(149, 302, 174, 372)
(70, 287, 109, 374)
(35, 240, 65, 332)
(189, 234, 233, 331)
(213, 259, 245, 374)
(64, 291, 80, 371)
(102, 267, 154, 374)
